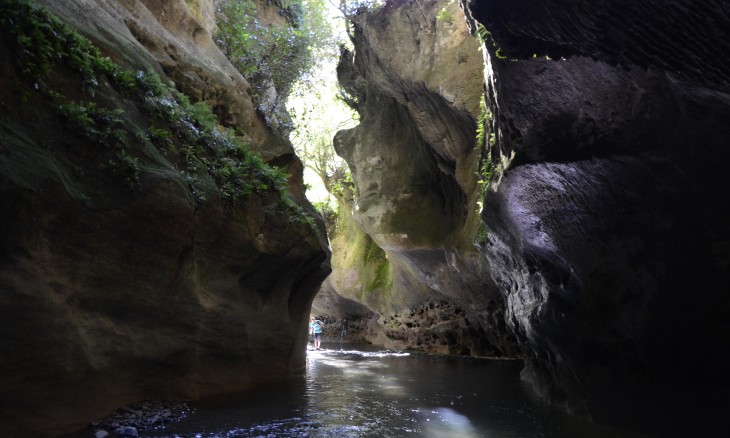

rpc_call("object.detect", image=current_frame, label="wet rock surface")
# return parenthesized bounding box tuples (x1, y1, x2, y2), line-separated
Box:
(463, 0, 730, 435)
(82, 401, 192, 437)
(369, 300, 510, 357)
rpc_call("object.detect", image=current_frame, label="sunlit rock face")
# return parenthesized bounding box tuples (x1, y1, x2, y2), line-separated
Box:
(463, 0, 730, 434)
(331, 0, 518, 357)
(0, 0, 329, 436)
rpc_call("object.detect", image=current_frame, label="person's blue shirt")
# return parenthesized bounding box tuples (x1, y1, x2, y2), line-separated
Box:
(310, 320, 323, 334)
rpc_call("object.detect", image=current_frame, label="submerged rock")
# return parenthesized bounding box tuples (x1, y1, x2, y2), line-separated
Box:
(85, 400, 191, 436)
(113, 427, 138, 437)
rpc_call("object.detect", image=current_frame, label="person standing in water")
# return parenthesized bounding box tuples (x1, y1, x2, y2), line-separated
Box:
(340, 318, 348, 338)
(310, 317, 324, 350)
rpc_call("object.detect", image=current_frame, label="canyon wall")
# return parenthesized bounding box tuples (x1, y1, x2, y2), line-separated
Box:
(0, 0, 329, 435)
(462, 0, 730, 435)
(328, 0, 518, 357)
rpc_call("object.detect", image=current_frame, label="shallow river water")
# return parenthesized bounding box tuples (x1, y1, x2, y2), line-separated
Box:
(142, 344, 647, 438)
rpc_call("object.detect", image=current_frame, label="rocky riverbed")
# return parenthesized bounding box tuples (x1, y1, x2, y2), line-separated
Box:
(79, 400, 193, 437)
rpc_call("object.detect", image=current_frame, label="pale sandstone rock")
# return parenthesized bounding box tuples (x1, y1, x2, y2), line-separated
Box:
(320, 0, 518, 357)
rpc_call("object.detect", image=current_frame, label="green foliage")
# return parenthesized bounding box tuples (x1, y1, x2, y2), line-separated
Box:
(131, 69, 304, 206)
(313, 200, 339, 233)
(0, 0, 114, 92)
(108, 150, 141, 188)
(475, 99, 488, 152)
(207, 146, 289, 202)
(187, 102, 218, 129)
(1, 0, 316, 228)
(135, 69, 168, 97)
(474, 95, 494, 244)
(337, 0, 383, 14)
(111, 70, 138, 95)
(145, 127, 173, 151)
(436, 7, 455, 24)
(288, 63, 358, 210)
(476, 24, 489, 44)
(330, 171, 354, 199)
(329, 0, 384, 41)
(364, 238, 385, 264)
(369, 259, 392, 291)
(58, 102, 95, 132)
(58, 101, 127, 147)
(475, 96, 493, 178)
(215, 0, 334, 105)
(475, 24, 508, 59)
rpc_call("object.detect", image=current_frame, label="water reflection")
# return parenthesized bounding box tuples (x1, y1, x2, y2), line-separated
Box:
(139, 345, 647, 437)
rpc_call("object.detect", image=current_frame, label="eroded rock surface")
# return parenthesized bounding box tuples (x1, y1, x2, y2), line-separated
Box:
(463, 0, 730, 434)
(328, 0, 518, 357)
(0, 1, 329, 436)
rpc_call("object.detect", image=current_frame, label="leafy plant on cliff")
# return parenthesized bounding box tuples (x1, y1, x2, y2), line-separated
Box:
(474, 95, 494, 244)
(330, 0, 384, 40)
(58, 102, 127, 148)
(1, 0, 312, 226)
(108, 150, 141, 188)
(2, 1, 105, 86)
(436, 7, 455, 24)
(330, 171, 354, 200)
(475, 24, 508, 60)
(475, 96, 494, 186)
(215, 0, 333, 124)
(313, 200, 338, 232)
(436, 0, 457, 24)
(131, 69, 292, 202)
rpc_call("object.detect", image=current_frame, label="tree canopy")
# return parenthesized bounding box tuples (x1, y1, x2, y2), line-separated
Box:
(215, 0, 335, 128)
(215, 0, 384, 220)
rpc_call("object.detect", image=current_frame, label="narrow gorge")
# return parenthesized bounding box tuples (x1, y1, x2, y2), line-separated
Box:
(1, 0, 728, 437)
(0, 0, 329, 434)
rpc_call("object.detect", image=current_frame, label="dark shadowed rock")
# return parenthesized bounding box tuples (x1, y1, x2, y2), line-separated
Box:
(465, 0, 730, 91)
(0, 1, 329, 436)
(463, 0, 730, 434)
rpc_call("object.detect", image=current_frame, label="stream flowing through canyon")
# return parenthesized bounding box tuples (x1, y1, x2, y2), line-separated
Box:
(132, 346, 648, 438)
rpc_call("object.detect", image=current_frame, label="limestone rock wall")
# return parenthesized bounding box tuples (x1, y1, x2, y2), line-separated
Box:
(462, 0, 730, 435)
(0, 0, 329, 436)
(331, 0, 518, 357)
